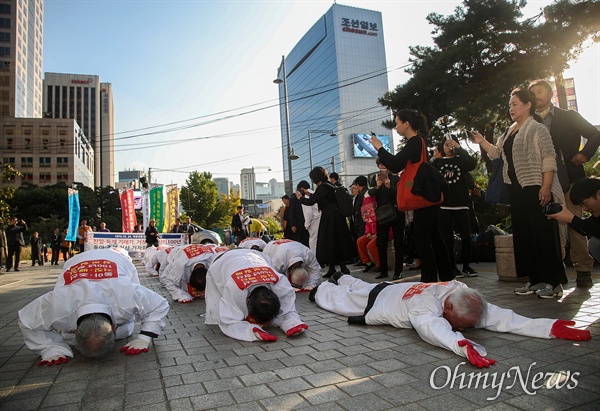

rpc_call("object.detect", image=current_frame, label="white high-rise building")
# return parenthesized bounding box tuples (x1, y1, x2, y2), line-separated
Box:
(0, 0, 44, 118)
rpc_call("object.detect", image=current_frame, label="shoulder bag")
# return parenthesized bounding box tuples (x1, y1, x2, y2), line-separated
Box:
(397, 136, 445, 211)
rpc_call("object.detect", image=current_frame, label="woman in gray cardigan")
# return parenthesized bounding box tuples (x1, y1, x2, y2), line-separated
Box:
(472, 88, 567, 299)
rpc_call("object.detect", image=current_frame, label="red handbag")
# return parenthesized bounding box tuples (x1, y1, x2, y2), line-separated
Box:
(396, 137, 444, 211)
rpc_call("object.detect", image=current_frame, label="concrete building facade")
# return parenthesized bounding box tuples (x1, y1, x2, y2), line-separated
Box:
(43, 72, 114, 188)
(1, 117, 94, 188)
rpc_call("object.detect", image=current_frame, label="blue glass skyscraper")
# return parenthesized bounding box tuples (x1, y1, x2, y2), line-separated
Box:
(276, 3, 390, 192)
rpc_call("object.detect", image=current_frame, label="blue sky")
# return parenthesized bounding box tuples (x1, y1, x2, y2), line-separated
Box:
(43, 0, 599, 187)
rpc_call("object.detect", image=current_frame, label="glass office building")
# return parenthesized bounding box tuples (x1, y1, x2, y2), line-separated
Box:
(276, 3, 390, 191)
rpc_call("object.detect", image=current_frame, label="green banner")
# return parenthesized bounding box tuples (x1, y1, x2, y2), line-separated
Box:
(150, 185, 164, 232)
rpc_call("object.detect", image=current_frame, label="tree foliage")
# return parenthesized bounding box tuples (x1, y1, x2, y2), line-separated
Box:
(0, 163, 21, 225)
(380, 0, 600, 147)
(180, 171, 220, 227)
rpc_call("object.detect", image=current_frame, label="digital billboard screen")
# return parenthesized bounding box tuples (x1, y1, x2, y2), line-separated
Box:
(352, 133, 392, 158)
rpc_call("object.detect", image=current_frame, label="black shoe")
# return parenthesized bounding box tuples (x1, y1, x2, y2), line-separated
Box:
(392, 274, 402, 281)
(328, 271, 344, 285)
(308, 285, 319, 302)
(363, 263, 375, 273)
(576, 271, 593, 288)
(340, 264, 350, 274)
(323, 271, 335, 279)
(375, 273, 388, 279)
(462, 266, 478, 277)
(15, 268, 20, 272)
(5, 268, 10, 272)
(374, 268, 382, 273)
(453, 267, 464, 278)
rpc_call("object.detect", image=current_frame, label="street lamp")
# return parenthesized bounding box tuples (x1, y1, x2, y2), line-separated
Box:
(308, 129, 336, 176)
(274, 55, 298, 195)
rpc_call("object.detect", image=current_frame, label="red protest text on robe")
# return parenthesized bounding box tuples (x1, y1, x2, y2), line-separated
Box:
(64, 260, 118, 285)
(187, 283, 205, 298)
(184, 244, 214, 259)
(272, 239, 293, 245)
(402, 282, 449, 299)
(232, 266, 279, 290)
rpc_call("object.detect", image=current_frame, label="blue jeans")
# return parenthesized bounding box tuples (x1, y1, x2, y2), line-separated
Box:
(589, 237, 600, 263)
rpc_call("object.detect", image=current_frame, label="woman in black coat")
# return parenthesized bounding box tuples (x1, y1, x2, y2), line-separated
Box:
(371, 109, 453, 283)
(297, 167, 353, 277)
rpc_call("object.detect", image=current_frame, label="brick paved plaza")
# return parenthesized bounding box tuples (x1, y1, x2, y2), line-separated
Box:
(1, 260, 598, 410)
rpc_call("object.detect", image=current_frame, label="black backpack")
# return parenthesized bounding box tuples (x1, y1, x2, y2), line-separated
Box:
(324, 182, 353, 217)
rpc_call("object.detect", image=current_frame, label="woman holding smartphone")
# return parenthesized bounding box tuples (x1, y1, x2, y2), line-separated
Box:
(471, 88, 567, 299)
(371, 110, 453, 283)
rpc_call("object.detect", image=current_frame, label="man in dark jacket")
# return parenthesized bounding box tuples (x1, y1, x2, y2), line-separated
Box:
(50, 228, 61, 265)
(6, 217, 27, 272)
(352, 176, 368, 240)
(231, 206, 249, 245)
(530, 80, 600, 288)
(30, 231, 44, 266)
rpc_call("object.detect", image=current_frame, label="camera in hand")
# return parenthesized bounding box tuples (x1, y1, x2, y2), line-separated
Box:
(542, 202, 562, 215)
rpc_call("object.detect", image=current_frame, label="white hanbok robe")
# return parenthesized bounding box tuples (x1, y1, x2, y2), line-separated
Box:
(158, 245, 183, 280)
(205, 249, 304, 341)
(143, 245, 169, 276)
(18, 249, 170, 360)
(263, 239, 321, 288)
(159, 244, 224, 301)
(315, 277, 556, 358)
(238, 237, 267, 251)
(301, 189, 321, 254)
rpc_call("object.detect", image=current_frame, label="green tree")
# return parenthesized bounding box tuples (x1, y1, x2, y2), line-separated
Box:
(95, 186, 122, 231)
(0, 162, 21, 224)
(180, 171, 219, 227)
(380, 0, 599, 170)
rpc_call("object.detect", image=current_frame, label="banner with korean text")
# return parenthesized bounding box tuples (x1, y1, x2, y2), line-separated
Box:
(119, 188, 137, 233)
(164, 184, 179, 233)
(150, 185, 164, 232)
(66, 188, 80, 242)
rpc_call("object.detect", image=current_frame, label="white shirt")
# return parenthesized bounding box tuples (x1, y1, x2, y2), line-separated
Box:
(315, 277, 556, 358)
(262, 239, 321, 288)
(18, 248, 170, 360)
(160, 244, 226, 301)
(204, 249, 304, 341)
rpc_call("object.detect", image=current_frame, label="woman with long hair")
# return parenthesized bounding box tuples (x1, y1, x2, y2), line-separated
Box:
(371, 109, 453, 282)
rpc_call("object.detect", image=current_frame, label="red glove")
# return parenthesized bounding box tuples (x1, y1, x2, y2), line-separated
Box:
(178, 298, 193, 304)
(286, 323, 308, 337)
(551, 320, 591, 341)
(38, 356, 69, 366)
(458, 339, 495, 368)
(253, 327, 277, 342)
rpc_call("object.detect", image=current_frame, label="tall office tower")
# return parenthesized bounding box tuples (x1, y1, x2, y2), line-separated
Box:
(43, 73, 115, 188)
(213, 177, 231, 198)
(275, 4, 390, 191)
(0, 0, 44, 118)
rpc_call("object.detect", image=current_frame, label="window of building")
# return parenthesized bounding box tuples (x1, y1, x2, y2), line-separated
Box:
(57, 172, 68, 182)
(42, 138, 48, 149)
(0, 32, 10, 42)
(21, 157, 33, 168)
(57, 157, 68, 167)
(23, 172, 33, 182)
(0, 19, 9, 29)
(39, 172, 51, 183)
(0, 4, 12, 14)
(23, 128, 32, 135)
(0, 47, 9, 56)
(41, 128, 49, 135)
(3, 157, 15, 166)
(0, 75, 9, 87)
(59, 138, 66, 147)
(39, 157, 51, 167)
(58, 129, 66, 135)
(24, 138, 31, 149)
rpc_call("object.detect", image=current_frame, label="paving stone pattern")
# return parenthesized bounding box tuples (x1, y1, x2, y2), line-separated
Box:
(1, 259, 598, 410)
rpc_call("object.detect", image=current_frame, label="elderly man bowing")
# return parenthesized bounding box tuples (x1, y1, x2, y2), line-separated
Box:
(311, 275, 590, 368)
(18, 248, 170, 365)
(262, 239, 321, 291)
(205, 248, 308, 342)
(160, 243, 227, 303)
